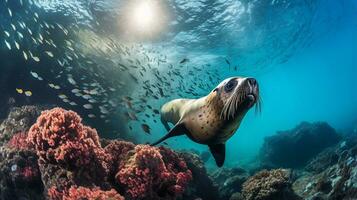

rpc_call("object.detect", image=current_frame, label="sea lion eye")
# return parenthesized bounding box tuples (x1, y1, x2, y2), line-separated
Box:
(224, 79, 238, 92)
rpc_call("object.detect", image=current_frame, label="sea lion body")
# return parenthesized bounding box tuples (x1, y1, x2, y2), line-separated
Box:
(153, 77, 260, 167)
(161, 95, 245, 145)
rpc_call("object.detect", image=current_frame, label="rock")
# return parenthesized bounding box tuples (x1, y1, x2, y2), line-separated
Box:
(293, 136, 357, 200)
(242, 169, 302, 200)
(229, 192, 244, 200)
(260, 122, 341, 169)
(0, 106, 43, 146)
(211, 167, 249, 200)
(0, 146, 43, 200)
(179, 152, 220, 200)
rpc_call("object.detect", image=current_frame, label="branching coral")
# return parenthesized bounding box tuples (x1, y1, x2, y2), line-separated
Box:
(115, 145, 192, 200)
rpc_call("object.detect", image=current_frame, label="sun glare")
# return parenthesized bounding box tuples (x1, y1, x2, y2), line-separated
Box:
(133, 1, 156, 29)
(121, 0, 168, 40)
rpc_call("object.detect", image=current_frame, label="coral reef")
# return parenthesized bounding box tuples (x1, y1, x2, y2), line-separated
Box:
(1, 106, 356, 200)
(178, 152, 220, 200)
(242, 169, 302, 200)
(48, 186, 124, 200)
(115, 145, 192, 200)
(13, 107, 192, 200)
(27, 108, 112, 193)
(260, 122, 341, 169)
(211, 167, 249, 200)
(6, 131, 34, 150)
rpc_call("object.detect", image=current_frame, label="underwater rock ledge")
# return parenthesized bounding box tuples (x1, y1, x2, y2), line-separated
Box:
(259, 121, 341, 169)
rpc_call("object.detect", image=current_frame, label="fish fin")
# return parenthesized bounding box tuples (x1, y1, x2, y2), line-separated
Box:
(151, 123, 186, 146)
(208, 143, 226, 167)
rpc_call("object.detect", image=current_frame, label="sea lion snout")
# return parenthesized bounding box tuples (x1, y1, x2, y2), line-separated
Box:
(244, 77, 259, 106)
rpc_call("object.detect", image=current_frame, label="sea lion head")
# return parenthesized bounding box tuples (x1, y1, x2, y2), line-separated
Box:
(212, 76, 260, 121)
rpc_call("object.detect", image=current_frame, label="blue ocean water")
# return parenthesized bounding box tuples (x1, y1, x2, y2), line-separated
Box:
(0, 0, 356, 170)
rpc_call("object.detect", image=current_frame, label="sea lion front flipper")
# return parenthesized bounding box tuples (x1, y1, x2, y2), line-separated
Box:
(208, 143, 226, 167)
(160, 116, 171, 132)
(151, 123, 187, 146)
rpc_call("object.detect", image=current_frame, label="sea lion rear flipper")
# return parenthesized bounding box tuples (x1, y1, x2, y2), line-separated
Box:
(151, 123, 187, 146)
(208, 143, 226, 167)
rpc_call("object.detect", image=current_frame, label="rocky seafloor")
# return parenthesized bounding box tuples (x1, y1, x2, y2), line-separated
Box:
(0, 106, 356, 200)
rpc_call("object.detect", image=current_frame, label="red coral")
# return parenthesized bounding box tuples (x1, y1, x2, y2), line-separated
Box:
(104, 140, 135, 173)
(48, 186, 124, 200)
(48, 186, 64, 200)
(65, 186, 124, 200)
(27, 108, 111, 191)
(27, 108, 103, 166)
(115, 145, 192, 199)
(27, 108, 192, 200)
(7, 132, 33, 150)
(20, 165, 40, 182)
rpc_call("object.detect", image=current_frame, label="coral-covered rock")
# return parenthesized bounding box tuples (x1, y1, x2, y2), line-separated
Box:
(0, 105, 43, 146)
(293, 136, 357, 200)
(211, 167, 249, 200)
(242, 169, 302, 200)
(0, 146, 43, 200)
(260, 122, 341, 169)
(178, 152, 220, 200)
(115, 145, 192, 200)
(48, 186, 124, 200)
(6, 132, 34, 150)
(104, 140, 135, 175)
(27, 108, 111, 194)
(1, 107, 197, 200)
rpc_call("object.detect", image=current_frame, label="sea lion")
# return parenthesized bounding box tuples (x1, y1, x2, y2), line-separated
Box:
(152, 76, 260, 167)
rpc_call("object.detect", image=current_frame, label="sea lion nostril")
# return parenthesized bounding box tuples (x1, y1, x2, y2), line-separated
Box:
(247, 78, 257, 86)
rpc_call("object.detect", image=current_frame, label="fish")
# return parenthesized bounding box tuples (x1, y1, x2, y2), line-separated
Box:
(16, 88, 23, 94)
(58, 94, 67, 99)
(225, 58, 231, 66)
(179, 58, 189, 64)
(45, 51, 54, 57)
(30, 71, 39, 79)
(23, 51, 28, 60)
(88, 114, 96, 118)
(83, 104, 93, 109)
(5, 40, 11, 50)
(141, 124, 151, 134)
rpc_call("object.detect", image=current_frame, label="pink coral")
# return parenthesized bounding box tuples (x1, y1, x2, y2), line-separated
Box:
(64, 186, 124, 200)
(27, 108, 105, 166)
(7, 132, 33, 150)
(115, 145, 192, 199)
(27, 108, 192, 200)
(48, 186, 124, 200)
(27, 108, 111, 192)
